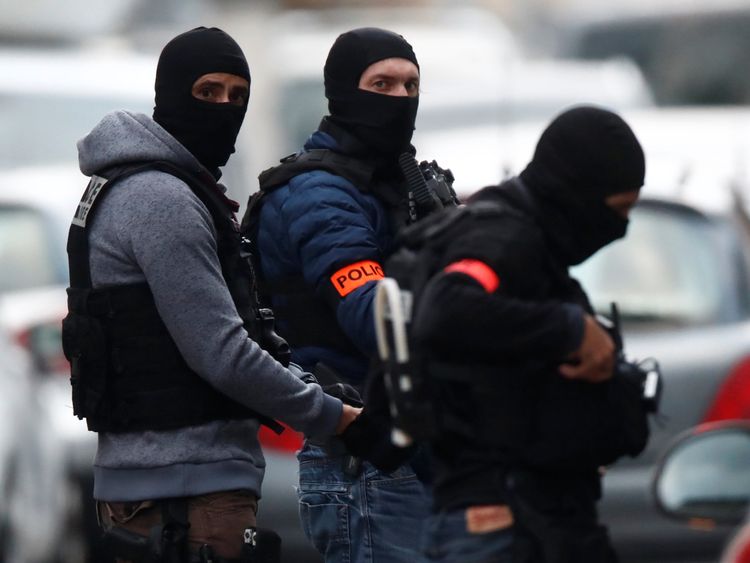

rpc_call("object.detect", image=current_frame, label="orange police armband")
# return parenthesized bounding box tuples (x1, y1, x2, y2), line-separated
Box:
(444, 259, 500, 293)
(330, 260, 385, 298)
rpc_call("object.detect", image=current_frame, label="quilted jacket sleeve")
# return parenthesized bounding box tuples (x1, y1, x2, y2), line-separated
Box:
(275, 171, 389, 355)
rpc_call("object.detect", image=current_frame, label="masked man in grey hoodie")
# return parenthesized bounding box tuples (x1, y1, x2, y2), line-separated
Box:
(63, 27, 359, 563)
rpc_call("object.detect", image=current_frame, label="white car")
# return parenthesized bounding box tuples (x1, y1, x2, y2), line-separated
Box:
(0, 325, 68, 562)
(0, 163, 101, 560)
(0, 45, 157, 560)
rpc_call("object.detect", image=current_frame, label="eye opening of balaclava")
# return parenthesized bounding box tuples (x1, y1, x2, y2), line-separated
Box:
(518, 104, 646, 266)
(324, 27, 420, 158)
(153, 26, 251, 175)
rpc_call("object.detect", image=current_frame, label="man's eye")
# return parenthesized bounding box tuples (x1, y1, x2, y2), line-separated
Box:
(373, 80, 388, 89)
(229, 89, 249, 106)
(199, 87, 214, 98)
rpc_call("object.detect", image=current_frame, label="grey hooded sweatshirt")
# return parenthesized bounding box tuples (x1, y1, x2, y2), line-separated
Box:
(76, 110, 342, 502)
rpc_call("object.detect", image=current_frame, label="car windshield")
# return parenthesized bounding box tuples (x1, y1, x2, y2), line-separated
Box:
(0, 93, 149, 169)
(573, 204, 725, 325)
(0, 205, 63, 291)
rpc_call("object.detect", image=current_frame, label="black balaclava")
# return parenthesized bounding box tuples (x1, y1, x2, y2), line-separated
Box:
(153, 27, 250, 174)
(324, 27, 419, 159)
(517, 105, 645, 266)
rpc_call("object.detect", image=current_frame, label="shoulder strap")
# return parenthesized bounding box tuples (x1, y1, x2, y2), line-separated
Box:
(257, 149, 377, 194)
(387, 201, 510, 306)
(68, 162, 161, 289)
(239, 190, 265, 240)
(68, 161, 235, 290)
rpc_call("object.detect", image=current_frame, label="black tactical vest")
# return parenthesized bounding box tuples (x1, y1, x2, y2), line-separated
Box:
(62, 161, 282, 434)
(242, 149, 404, 354)
(243, 148, 456, 354)
(383, 202, 531, 450)
(387, 197, 650, 475)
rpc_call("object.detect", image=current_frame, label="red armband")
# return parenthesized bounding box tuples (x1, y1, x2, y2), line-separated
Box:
(444, 259, 500, 293)
(329, 260, 385, 297)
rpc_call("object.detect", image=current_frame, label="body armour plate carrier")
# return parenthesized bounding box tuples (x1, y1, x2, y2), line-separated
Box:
(63, 161, 282, 434)
(381, 201, 652, 472)
(242, 149, 391, 354)
(243, 148, 456, 353)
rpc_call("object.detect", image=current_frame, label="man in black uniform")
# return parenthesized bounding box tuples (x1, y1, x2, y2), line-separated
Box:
(408, 105, 647, 562)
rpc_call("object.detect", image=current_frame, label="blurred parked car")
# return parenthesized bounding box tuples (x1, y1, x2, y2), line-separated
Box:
(653, 421, 750, 563)
(0, 44, 156, 561)
(417, 106, 750, 562)
(0, 324, 68, 562)
(0, 163, 102, 560)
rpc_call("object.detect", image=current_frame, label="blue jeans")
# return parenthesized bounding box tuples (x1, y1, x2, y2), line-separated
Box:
(422, 509, 515, 563)
(297, 440, 431, 563)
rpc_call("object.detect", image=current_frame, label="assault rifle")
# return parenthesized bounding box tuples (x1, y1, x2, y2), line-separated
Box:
(599, 302, 662, 413)
(239, 236, 291, 367)
(398, 153, 460, 223)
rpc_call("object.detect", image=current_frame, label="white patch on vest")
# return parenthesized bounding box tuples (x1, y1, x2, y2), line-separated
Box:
(72, 175, 107, 228)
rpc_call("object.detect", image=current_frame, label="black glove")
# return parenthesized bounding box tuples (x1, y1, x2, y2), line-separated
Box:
(340, 410, 415, 473)
(314, 363, 364, 407)
(323, 383, 364, 408)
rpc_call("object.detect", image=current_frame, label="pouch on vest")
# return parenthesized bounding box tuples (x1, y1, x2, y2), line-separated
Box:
(243, 151, 387, 354)
(63, 289, 109, 422)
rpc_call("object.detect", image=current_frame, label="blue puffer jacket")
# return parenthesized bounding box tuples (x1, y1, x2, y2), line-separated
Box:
(256, 129, 394, 385)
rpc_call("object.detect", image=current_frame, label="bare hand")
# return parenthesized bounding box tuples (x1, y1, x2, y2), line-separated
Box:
(559, 314, 615, 383)
(335, 404, 362, 435)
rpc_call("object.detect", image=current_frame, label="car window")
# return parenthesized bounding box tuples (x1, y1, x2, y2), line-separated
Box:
(573, 204, 724, 325)
(0, 206, 61, 292)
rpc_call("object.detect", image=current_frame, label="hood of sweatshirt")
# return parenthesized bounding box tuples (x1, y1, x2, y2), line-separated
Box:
(77, 110, 204, 177)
